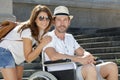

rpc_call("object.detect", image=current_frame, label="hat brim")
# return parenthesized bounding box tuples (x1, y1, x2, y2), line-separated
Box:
(69, 15, 73, 19)
(53, 15, 73, 20)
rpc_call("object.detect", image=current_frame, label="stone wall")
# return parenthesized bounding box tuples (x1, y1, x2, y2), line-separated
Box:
(13, 0, 120, 32)
(0, 0, 16, 22)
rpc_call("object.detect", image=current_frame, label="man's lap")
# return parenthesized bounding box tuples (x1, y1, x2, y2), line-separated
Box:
(76, 65, 104, 80)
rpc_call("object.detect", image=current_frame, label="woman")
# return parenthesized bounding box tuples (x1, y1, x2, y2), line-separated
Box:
(0, 5, 52, 80)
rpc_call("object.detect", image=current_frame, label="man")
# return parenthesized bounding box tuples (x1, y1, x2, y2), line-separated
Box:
(42, 6, 118, 80)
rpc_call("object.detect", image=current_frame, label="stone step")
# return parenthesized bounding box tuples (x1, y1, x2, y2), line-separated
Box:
(118, 66, 120, 74)
(98, 30, 120, 36)
(0, 78, 28, 80)
(100, 59, 120, 68)
(80, 41, 120, 48)
(22, 70, 39, 78)
(93, 52, 120, 60)
(0, 69, 40, 79)
(24, 63, 42, 70)
(96, 27, 120, 33)
(119, 74, 120, 80)
(29, 56, 41, 63)
(77, 36, 120, 44)
(86, 46, 120, 53)
(74, 31, 120, 39)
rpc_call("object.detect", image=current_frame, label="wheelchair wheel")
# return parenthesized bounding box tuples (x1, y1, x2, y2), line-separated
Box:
(28, 71, 57, 80)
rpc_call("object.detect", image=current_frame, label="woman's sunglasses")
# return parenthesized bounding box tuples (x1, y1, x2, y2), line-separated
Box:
(39, 16, 50, 21)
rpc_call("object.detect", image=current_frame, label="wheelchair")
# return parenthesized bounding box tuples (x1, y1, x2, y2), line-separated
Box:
(29, 53, 103, 80)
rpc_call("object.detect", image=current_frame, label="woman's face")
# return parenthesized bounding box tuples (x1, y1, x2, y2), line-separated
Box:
(35, 11, 50, 31)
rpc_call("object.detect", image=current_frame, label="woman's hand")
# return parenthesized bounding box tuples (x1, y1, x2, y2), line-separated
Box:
(40, 36, 52, 48)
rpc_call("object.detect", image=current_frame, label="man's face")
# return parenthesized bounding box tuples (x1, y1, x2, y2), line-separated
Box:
(54, 15, 70, 33)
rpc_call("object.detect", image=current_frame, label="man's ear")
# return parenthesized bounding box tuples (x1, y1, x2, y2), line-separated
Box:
(52, 19, 55, 26)
(68, 19, 71, 26)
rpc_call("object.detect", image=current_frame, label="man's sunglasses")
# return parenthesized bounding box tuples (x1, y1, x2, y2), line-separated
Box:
(39, 16, 50, 21)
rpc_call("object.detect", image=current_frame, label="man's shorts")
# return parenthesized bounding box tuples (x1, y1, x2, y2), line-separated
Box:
(76, 65, 104, 80)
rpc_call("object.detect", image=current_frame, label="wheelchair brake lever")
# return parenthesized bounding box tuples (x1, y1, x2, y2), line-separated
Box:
(95, 58, 104, 65)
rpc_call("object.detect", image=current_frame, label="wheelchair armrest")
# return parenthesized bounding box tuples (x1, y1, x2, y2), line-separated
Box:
(44, 59, 71, 64)
(43, 59, 77, 72)
(95, 58, 104, 65)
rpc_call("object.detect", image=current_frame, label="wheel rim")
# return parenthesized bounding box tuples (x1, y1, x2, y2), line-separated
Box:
(29, 71, 57, 80)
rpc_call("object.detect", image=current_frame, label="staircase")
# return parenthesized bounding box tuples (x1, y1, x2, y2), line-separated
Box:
(0, 27, 120, 80)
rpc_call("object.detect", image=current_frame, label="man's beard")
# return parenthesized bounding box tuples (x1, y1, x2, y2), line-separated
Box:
(57, 25, 68, 33)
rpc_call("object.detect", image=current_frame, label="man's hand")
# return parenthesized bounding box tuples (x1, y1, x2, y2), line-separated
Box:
(82, 54, 96, 64)
(72, 53, 96, 65)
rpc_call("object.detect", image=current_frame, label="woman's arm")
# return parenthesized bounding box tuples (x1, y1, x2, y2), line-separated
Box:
(23, 36, 51, 63)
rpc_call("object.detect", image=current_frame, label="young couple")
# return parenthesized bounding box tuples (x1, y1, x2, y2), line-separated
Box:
(0, 5, 118, 80)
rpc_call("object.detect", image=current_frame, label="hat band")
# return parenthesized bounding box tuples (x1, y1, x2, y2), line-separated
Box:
(55, 13, 69, 16)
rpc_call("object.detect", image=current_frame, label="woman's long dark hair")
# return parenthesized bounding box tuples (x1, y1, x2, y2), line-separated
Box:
(18, 5, 52, 43)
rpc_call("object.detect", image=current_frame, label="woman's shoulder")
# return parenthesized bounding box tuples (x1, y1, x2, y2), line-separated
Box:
(20, 28, 32, 38)
(21, 28, 31, 34)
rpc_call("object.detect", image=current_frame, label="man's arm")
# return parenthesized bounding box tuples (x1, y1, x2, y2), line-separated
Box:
(75, 47, 96, 64)
(44, 47, 75, 61)
(44, 47, 96, 64)
(74, 47, 85, 56)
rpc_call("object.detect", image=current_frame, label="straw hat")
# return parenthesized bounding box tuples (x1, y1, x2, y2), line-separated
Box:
(53, 6, 73, 19)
